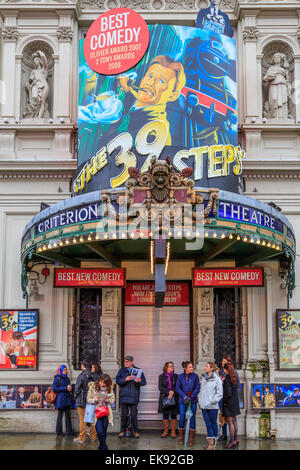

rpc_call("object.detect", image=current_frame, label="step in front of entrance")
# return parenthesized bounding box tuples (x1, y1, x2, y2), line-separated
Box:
(138, 420, 162, 430)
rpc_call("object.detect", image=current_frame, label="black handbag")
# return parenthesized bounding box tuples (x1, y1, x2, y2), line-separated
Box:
(162, 396, 176, 408)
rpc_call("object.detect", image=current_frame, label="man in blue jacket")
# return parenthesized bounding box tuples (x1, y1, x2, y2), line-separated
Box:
(116, 355, 147, 438)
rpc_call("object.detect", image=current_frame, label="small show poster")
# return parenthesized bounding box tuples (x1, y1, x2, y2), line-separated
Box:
(251, 383, 300, 409)
(251, 384, 276, 409)
(277, 309, 300, 370)
(0, 385, 55, 410)
(0, 310, 38, 370)
(275, 384, 300, 408)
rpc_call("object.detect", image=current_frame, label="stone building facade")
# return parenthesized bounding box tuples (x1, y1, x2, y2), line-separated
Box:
(0, 0, 300, 438)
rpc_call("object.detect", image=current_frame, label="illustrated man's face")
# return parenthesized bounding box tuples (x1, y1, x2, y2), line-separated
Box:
(13, 337, 22, 346)
(256, 391, 260, 397)
(137, 64, 178, 106)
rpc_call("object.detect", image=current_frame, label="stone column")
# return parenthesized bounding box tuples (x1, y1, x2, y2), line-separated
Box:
(241, 11, 260, 123)
(1, 12, 19, 119)
(194, 287, 214, 434)
(55, 13, 74, 123)
(264, 267, 276, 433)
(101, 288, 122, 380)
(195, 287, 215, 373)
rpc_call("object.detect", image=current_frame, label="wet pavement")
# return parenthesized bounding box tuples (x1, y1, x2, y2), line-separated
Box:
(0, 432, 299, 451)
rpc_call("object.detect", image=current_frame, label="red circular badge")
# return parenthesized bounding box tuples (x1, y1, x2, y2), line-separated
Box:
(84, 8, 149, 76)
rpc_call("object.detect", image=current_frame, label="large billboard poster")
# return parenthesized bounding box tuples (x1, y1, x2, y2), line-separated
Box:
(0, 310, 38, 370)
(76, 23, 240, 195)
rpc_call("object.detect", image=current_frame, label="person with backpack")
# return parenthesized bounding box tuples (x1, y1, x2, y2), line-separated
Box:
(73, 360, 97, 444)
(52, 365, 74, 437)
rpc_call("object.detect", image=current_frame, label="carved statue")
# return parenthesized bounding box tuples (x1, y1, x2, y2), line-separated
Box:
(104, 290, 114, 311)
(104, 329, 113, 355)
(201, 289, 211, 312)
(24, 50, 49, 119)
(200, 327, 210, 356)
(263, 52, 291, 119)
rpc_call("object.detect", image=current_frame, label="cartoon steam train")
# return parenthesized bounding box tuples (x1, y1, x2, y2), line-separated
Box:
(178, 37, 238, 147)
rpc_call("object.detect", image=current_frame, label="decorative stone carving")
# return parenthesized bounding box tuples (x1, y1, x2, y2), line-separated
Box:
(104, 328, 114, 356)
(1, 27, 19, 41)
(263, 52, 292, 120)
(242, 26, 260, 41)
(103, 289, 115, 313)
(79, 0, 235, 11)
(57, 26, 73, 41)
(200, 289, 213, 313)
(200, 326, 211, 356)
(23, 50, 50, 119)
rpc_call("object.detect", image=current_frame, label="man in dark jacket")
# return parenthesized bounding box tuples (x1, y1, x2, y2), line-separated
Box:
(116, 355, 146, 438)
(73, 360, 97, 444)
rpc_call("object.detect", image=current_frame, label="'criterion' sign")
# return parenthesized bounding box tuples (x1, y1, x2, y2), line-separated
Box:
(84, 8, 149, 75)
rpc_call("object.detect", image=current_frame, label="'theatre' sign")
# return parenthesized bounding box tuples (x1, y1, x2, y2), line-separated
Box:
(193, 268, 264, 287)
(54, 268, 125, 287)
(84, 8, 149, 75)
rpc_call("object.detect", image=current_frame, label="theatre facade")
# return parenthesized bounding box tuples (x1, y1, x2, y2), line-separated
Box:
(0, 0, 300, 439)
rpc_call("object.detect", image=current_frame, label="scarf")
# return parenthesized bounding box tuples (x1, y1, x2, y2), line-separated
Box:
(58, 364, 67, 377)
(164, 371, 174, 391)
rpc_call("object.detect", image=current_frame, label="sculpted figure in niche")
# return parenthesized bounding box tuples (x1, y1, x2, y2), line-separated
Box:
(263, 52, 291, 119)
(24, 50, 49, 119)
(104, 329, 113, 355)
(200, 327, 210, 356)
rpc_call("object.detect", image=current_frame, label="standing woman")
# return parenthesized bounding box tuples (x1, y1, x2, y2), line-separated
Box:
(176, 361, 200, 447)
(222, 362, 240, 448)
(198, 362, 223, 450)
(87, 373, 115, 451)
(91, 363, 103, 382)
(158, 362, 179, 438)
(52, 365, 74, 437)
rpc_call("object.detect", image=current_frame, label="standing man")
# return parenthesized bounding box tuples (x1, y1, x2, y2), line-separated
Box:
(73, 360, 97, 444)
(116, 355, 147, 438)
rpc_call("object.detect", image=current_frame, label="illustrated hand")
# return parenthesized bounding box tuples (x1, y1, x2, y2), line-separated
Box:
(117, 76, 130, 93)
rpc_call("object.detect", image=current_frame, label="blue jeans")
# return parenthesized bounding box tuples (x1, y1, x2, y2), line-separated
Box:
(96, 416, 109, 450)
(179, 403, 197, 430)
(201, 409, 219, 439)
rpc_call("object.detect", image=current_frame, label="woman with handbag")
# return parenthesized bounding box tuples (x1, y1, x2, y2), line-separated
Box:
(87, 373, 115, 451)
(175, 361, 200, 447)
(52, 365, 74, 437)
(157, 362, 179, 438)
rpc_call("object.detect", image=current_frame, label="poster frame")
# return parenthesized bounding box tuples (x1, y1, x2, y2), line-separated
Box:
(276, 309, 300, 371)
(0, 309, 39, 371)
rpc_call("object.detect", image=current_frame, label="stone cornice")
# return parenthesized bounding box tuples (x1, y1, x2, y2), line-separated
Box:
(0, 160, 77, 181)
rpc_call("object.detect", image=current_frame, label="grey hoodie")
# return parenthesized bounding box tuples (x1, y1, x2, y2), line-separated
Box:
(198, 372, 223, 409)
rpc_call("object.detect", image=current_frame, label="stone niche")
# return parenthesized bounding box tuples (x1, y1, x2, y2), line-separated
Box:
(21, 40, 54, 121)
(262, 40, 295, 122)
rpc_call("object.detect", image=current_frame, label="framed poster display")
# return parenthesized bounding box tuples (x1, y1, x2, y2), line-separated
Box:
(0, 310, 38, 370)
(251, 384, 276, 409)
(251, 383, 300, 409)
(277, 309, 300, 370)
